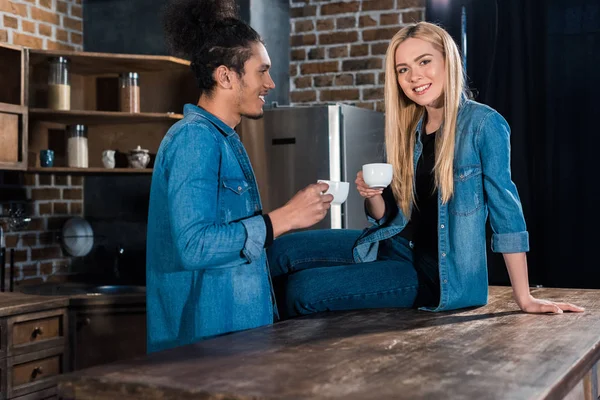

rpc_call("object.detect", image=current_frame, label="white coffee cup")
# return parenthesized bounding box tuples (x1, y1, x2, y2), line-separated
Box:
(362, 163, 393, 188)
(318, 180, 350, 205)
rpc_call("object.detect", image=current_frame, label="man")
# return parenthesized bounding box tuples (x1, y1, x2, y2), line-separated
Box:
(146, 0, 333, 353)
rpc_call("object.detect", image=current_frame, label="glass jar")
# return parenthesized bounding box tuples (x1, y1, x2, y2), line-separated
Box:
(66, 124, 88, 168)
(119, 72, 140, 113)
(48, 57, 71, 110)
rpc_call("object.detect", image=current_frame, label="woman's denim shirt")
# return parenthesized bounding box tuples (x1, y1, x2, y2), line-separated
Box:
(353, 99, 529, 312)
(146, 104, 273, 353)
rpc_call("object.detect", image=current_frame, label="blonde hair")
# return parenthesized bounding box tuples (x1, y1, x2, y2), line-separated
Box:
(384, 22, 466, 218)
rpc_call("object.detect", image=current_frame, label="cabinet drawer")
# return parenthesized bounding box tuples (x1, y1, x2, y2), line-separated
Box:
(8, 310, 67, 356)
(12, 356, 60, 388)
(8, 348, 66, 399)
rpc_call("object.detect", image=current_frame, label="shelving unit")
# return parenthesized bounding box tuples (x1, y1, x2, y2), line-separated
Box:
(0, 43, 198, 173)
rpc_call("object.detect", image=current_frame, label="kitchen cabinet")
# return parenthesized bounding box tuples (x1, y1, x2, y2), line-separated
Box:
(0, 43, 198, 173)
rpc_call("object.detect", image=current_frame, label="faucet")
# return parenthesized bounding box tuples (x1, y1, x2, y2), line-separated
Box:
(113, 244, 124, 280)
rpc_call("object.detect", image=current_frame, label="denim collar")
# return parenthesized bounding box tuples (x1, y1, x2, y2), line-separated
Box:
(414, 93, 469, 135)
(183, 103, 237, 137)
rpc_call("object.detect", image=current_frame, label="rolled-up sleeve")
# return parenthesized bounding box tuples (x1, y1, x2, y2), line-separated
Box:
(477, 111, 529, 253)
(365, 186, 398, 226)
(166, 125, 266, 270)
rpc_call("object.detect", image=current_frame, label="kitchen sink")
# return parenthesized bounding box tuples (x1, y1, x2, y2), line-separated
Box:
(19, 283, 145, 296)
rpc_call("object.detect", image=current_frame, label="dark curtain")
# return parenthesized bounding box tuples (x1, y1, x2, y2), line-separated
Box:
(427, 0, 600, 288)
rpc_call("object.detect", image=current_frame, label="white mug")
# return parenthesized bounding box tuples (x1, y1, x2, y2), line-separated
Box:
(317, 180, 350, 205)
(102, 150, 116, 169)
(362, 163, 393, 188)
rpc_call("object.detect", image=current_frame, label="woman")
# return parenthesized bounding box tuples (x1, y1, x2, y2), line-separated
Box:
(267, 22, 583, 317)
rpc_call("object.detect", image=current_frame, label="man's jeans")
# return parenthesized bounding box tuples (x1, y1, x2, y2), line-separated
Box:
(267, 230, 439, 318)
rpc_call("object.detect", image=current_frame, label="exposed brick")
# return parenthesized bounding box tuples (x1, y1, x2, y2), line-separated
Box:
(69, 202, 82, 214)
(39, 0, 52, 9)
(294, 76, 312, 89)
(40, 262, 52, 275)
(56, 28, 68, 42)
(316, 18, 334, 31)
(314, 76, 333, 87)
(380, 12, 399, 25)
(47, 217, 67, 231)
(371, 42, 389, 55)
(22, 264, 39, 277)
(63, 188, 82, 200)
(54, 175, 68, 186)
(74, 0, 81, 5)
(328, 45, 348, 58)
(290, 5, 316, 18)
(46, 274, 68, 282)
(319, 31, 358, 45)
(38, 23, 52, 37)
(290, 91, 316, 103)
(359, 15, 377, 28)
(63, 16, 82, 31)
(291, 49, 306, 61)
(13, 33, 43, 48)
(0, 29, 7, 42)
(31, 188, 60, 201)
(295, 20, 314, 33)
(379, 72, 386, 85)
(24, 174, 36, 186)
(5, 234, 19, 248)
(290, 64, 298, 77)
(0, 2, 28, 17)
(3, 15, 18, 29)
(38, 202, 52, 215)
(363, 87, 384, 100)
(31, 247, 62, 261)
(21, 233, 37, 247)
(362, 0, 394, 11)
(351, 44, 369, 57)
(376, 101, 385, 112)
(38, 174, 52, 185)
(320, 89, 360, 102)
(70, 4, 82, 18)
(336, 16, 356, 30)
(26, 218, 45, 231)
(304, 48, 323, 61)
(70, 31, 82, 45)
(71, 176, 83, 185)
(300, 61, 338, 75)
(31, 7, 60, 24)
(334, 74, 354, 86)
(401, 10, 422, 23)
(12, 249, 28, 263)
(21, 20, 35, 33)
(397, 0, 425, 7)
(356, 73, 375, 85)
(342, 58, 382, 71)
(56, 0, 67, 13)
(363, 27, 399, 42)
(356, 102, 375, 110)
(320, 2, 359, 15)
(53, 202, 68, 214)
(39, 232, 56, 245)
(291, 34, 316, 46)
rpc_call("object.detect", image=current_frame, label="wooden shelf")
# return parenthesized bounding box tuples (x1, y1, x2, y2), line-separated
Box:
(28, 49, 190, 75)
(29, 109, 183, 124)
(0, 102, 26, 114)
(28, 167, 153, 174)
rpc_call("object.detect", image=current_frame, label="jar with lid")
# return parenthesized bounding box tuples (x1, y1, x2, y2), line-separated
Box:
(48, 57, 71, 110)
(66, 125, 88, 168)
(119, 72, 140, 113)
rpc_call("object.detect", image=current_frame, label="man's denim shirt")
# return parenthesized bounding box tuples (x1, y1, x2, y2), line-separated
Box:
(146, 104, 273, 353)
(354, 99, 529, 312)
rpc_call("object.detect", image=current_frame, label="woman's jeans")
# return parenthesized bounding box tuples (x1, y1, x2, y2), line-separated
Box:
(267, 229, 440, 318)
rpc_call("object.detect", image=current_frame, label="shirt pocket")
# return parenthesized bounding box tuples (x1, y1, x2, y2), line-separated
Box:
(449, 165, 482, 216)
(222, 178, 251, 195)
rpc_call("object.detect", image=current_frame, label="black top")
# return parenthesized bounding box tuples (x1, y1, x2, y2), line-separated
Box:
(400, 130, 439, 260)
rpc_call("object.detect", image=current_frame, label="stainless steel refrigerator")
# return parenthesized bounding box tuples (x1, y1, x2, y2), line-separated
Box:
(238, 104, 385, 231)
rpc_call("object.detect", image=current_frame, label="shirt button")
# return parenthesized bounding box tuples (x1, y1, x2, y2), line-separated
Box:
(443, 279, 448, 283)
(441, 252, 446, 257)
(238, 186, 242, 192)
(440, 224, 445, 229)
(459, 174, 464, 179)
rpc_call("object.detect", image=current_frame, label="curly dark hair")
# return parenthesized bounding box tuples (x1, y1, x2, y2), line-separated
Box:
(163, 0, 263, 97)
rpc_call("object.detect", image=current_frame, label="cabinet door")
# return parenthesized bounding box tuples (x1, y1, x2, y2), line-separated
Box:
(71, 307, 145, 371)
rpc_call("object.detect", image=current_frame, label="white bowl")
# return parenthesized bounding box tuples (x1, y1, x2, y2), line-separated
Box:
(318, 180, 350, 205)
(362, 163, 393, 188)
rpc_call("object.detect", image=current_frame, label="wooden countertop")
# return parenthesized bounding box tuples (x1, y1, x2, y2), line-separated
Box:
(0, 292, 69, 317)
(57, 287, 600, 400)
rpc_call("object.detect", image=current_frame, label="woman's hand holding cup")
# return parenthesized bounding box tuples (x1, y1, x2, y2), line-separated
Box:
(355, 171, 384, 199)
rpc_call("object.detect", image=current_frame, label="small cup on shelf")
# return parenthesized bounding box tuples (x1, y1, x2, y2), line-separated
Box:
(39, 149, 54, 167)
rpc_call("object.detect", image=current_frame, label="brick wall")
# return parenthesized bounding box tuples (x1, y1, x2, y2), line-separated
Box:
(0, 0, 84, 284)
(0, 0, 83, 50)
(289, 0, 425, 111)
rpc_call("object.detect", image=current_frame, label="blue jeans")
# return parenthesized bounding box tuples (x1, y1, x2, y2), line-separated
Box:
(267, 230, 439, 318)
